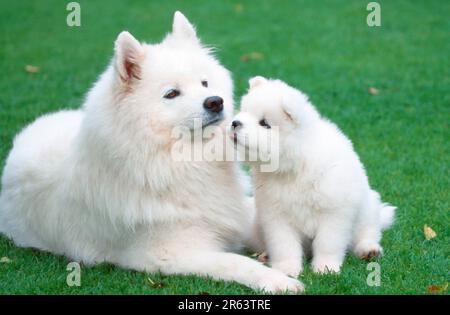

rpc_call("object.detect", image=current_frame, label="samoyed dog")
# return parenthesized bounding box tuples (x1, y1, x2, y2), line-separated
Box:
(0, 13, 303, 293)
(230, 76, 396, 276)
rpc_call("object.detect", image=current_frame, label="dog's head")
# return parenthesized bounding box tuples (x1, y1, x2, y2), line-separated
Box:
(230, 77, 319, 166)
(99, 12, 233, 144)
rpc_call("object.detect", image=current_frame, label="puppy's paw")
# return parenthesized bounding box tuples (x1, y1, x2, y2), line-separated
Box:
(312, 259, 341, 274)
(271, 259, 302, 278)
(256, 271, 305, 294)
(354, 241, 383, 261)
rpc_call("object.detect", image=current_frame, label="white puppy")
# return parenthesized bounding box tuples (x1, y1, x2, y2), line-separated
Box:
(0, 13, 303, 293)
(230, 77, 396, 276)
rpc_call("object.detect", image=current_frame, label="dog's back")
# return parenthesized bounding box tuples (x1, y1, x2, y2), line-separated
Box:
(0, 110, 83, 249)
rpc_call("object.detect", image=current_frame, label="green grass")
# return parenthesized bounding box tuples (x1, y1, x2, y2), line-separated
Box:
(0, 0, 448, 294)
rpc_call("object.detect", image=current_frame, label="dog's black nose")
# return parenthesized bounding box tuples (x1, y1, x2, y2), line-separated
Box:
(203, 96, 224, 113)
(231, 120, 243, 129)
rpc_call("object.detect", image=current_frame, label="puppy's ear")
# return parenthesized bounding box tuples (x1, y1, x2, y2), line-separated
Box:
(248, 76, 268, 89)
(281, 92, 316, 126)
(172, 11, 197, 41)
(281, 102, 298, 124)
(114, 31, 145, 84)
(280, 92, 302, 124)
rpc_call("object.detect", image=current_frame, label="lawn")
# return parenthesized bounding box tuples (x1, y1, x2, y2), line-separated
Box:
(0, 0, 448, 294)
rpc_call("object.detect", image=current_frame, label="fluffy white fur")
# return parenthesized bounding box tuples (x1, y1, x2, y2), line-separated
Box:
(0, 13, 303, 293)
(231, 77, 396, 276)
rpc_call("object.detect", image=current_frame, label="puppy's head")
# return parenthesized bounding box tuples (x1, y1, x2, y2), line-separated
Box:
(230, 77, 318, 165)
(107, 12, 233, 144)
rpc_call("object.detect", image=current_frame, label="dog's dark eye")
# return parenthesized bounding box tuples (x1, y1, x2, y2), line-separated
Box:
(201, 80, 208, 87)
(259, 118, 271, 129)
(164, 89, 180, 99)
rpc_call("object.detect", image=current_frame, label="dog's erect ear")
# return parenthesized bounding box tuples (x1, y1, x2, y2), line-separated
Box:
(114, 31, 145, 83)
(249, 76, 268, 89)
(172, 11, 197, 40)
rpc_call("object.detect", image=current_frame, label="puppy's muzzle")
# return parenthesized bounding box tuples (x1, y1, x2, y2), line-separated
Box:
(231, 120, 243, 130)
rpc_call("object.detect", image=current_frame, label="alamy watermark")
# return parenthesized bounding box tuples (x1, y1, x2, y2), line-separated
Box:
(66, 2, 81, 27)
(66, 262, 81, 287)
(169, 119, 280, 173)
(66, 2, 381, 28)
(366, 262, 381, 287)
(367, 2, 381, 27)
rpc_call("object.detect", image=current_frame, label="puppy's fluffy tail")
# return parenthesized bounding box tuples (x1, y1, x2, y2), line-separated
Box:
(380, 203, 396, 230)
(370, 190, 396, 231)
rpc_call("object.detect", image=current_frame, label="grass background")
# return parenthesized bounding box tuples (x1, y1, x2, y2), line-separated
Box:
(0, 0, 448, 294)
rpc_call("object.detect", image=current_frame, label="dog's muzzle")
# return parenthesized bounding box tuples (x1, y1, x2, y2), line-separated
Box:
(202, 112, 224, 128)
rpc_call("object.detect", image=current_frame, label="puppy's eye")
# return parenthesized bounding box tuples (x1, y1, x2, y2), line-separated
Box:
(164, 89, 180, 99)
(259, 118, 271, 129)
(201, 80, 208, 87)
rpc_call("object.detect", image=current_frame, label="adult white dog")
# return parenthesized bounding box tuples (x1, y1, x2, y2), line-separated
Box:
(0, 13, 303, 293)
(230, 77, 396, 277)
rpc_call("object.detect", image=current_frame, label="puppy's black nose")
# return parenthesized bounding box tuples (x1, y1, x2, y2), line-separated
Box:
(231, 120, 243, 129)
(203, 96, 224, 113)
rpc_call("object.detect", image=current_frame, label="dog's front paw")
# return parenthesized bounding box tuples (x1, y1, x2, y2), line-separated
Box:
(353, 241, 383, 261)
(312, 259, 341, 274)
(256, 271, 305, 294)
(271, 259, 302, 278)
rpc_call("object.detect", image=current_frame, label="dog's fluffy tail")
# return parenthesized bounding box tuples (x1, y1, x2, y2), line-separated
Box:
(370, 190, 396, 230)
